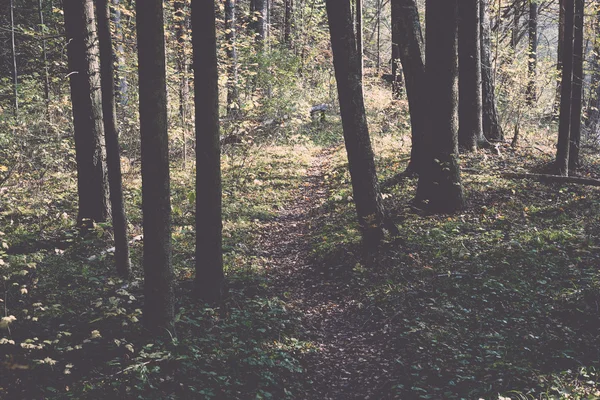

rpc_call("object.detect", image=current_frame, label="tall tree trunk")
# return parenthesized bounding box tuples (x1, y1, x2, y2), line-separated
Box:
(555, 0, 565, 113)
(10, 0, 18, 117)
(96, 0, 132, 278)
(174, 0, 189, 167)
(284, 0, 293, 47)
(112, 0, 128, 105)
(376, 0, 382, 73)
(556, 0, 574, 176)
(480, 0, 503, 141)
(569, 0, 584, 170)
(416, 0, 465, 213)
(38, 0, 50, 110)
(511, 0, 521, 50)
(585, 8, 600, 136)
(225, 0, 240, 117)
(391, 0, 425, 173)
(63, 0, 111, 226)
(251, 0, 267, 42)
(192, 0, 224, 303)
(458, 0, 485, 152)
(325, 0, 388, 249)
(526, 0, 537, 104)
(136, 0, 174, 335)
(356, 0, 364, 77)
(390, 0, 403, 98)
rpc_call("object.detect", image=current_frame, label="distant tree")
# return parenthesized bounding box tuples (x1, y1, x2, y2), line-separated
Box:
(325, 0, 390, 249)
(416, 0, 465, 213)
(480, 0, 503, 141)
(284, 0, 293, 47)
(38, 0, 49, 109)
(585, 8, 600, 136)
(356, 0, 364, 76)
(136, 0, 174, 335)
(173, 0, 190, 166)
(112, 0, 128, 105)
(63, 0, 110, 226)
(526, 0, 537, 104)
(192, 0, 224, 302)
(556, 0, 574, 176)
(96, 0, 132, 278)
(568, 0, 584, 170)
(390, 0, 426, 174)
(458, 0, 486, 152)
(10, 0, 18, 117)
(251, 0, 267, 42)
(225, 0, 240, 117)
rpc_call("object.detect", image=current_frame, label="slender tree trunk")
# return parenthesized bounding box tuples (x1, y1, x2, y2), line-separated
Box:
(63, 0, 110, 226)
(10, 0, 18, 117)
(192, 0, 224, 303)
(225, 0, 240, 117)
(480, 0, 503, 141)
(458, 0, 485, 152)
(38, 0, 50, 110)
(511, 0, 521, 50)
(556, 0, 574, 176)
(391, 0, 425, 173)
(416, 0, 465, 213)
(376, 0, 381, 73)
(585, 8, 600, 136)
(555, 0, 565, 113)
(325, 0, 388, 249)
(251, 0, 267, 42)
(174, 0, 189, 167)
(569, 0, 584, 170)
(136, 0, 174, 335)
(356, 0, 364, 77)
(390, 0, 404, 98)
(526, 0, 537, 104)
(112, 0, 128, 105)
(284, 0, 293, 47)
(96, 0, 131, 278)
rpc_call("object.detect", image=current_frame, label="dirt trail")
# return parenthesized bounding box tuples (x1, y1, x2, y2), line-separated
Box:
(258, 147, 393, 400)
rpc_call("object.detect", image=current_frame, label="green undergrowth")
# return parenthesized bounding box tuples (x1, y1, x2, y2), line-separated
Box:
(306, 133, 600, 399)
(0, 144, 317, 399)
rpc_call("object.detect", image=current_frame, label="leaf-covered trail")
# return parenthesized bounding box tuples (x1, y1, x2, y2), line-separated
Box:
(257, 146, 393, 399)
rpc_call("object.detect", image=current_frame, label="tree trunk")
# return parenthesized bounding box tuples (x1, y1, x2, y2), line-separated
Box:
(356, 0, 364, 77)
(284, 0, 293, 47)
(192, 0, 224, 303)
(480, 0, 503, 141)
(251, 0, 267, 42)
(376, 0, 382, 73)
(416, 0, 465, 213)
(555, 0, 565, 113)
(526, 0, 537, 104)
(96, 0, 132, 278)
(511, 0, 521, 50)
(38, 0, 50, 110)
(136, 0, 174, 335)
(585, 8, 600, 136)
(325, 0, 387, 249)
(112, 0, 128, 106)
(63, 0, 111, 226)
(556, 0, 574, 176)
(391, 0, 426, 173)
(458, 0, 485, 152)
(174, 0, 189, 167)
(10, 0, 18, 117)
(390, 0, 403, 98)
(225, 0, 240, 117)
(569, 0, 584, 170)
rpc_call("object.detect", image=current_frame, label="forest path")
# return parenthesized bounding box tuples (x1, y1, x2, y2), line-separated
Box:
(258, 146, 391, 400)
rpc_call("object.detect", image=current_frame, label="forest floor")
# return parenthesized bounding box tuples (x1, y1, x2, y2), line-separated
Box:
(3, 123, 600, 399)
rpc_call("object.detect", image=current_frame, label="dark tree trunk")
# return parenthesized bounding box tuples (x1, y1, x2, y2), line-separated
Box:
(96, 0, 132, 278)
(112, 0, 128, 105)
(356, 0, 364, 77)
(251, 0, 267, 42)
(38, 0, 50, 109)
(136, 0, 174, 335)
(284, 0, 293, 47)
(63, 0, 111, 226)
(569, 0, 584, 170)
(458, 0, 485, 152)
(174, 0, 190, 167)
(325, 0, 387, 249)
(480, 0, 503, 141)
(225, 0, 240, 117)
(511, 0, 522, 50)
(10, 0, 18, 117)
(556, 0, 574, 176)
(555, 0, 565, 113)
(391, 0, 426, 173)
(192, 0, 224, 303)
(526, 0, 537, 104)
(416, 0, 465, 213)
(390, 0, 404, 98)
(585, 8, 600, 136)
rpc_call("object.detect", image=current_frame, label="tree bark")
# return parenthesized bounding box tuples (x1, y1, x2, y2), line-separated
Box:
(416, 0, 465, 213)
(63, 0, 111, 226)
(38, 0, 50, 109)
(225, 0, 240, 117)
(556, 0, 574, 176)
(174, 0, 190, 167)
(136, 0, 174, 335)
(112, 0, 128, 106)
(480, 0, 503, 141)
(555, 0, 565, 113)
(391, 0, 426, 173)
(325, 0, 387, 249)
(96, 0, 132, 278)
(585, 8, 600, 136)
(192, 0, 224, 303)
(250, 0, 267, 42)
(10, 0, 18, 117)
(284, 0, 293, 47)
(569, 0, 584, 170)
(526, 0, 537, 104)
(356, 0, 364, 77)
(458, 0, 485, 152)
